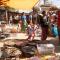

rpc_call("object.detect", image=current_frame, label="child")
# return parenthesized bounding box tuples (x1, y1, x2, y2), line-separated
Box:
(27, 21, 35, 41)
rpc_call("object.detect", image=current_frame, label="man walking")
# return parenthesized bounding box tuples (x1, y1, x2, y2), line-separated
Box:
(37, 11, 49, 41)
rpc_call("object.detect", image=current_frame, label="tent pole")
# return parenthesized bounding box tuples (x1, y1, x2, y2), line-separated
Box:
(6, 10, 8, 24)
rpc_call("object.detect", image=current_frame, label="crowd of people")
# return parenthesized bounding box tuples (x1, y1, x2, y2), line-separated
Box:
(0, 10, 59, 41)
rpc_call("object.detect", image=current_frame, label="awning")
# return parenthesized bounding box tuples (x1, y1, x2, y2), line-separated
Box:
(7, 0, 38, 10)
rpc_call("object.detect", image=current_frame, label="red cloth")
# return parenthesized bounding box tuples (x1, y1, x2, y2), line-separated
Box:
(27, 32, 35, 41)
(57, 10, 60, 27)
(41, 27, 48, 41)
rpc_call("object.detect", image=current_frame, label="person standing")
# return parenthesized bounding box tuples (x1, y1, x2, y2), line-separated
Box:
(57, 10, 60, 44)
(29, 13, 32, 21)
(27, 21, 35, 41)
(9, 14, 13, 24)
(21, 12, 27, 32)
(32, 11, 38, 24)
(14, 14, 19, 24)
(37, 11, 49, 41)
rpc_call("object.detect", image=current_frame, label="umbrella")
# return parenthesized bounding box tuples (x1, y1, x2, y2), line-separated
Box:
(7, 0, 38, 10)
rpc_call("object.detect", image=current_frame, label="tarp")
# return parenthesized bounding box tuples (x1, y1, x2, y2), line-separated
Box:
(7, 0, 38, 10)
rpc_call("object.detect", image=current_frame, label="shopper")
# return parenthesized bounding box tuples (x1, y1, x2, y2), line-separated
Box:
(57, 10, 60, 44)
(27, 21, 35, 41)
(37, 11, 49, 41)
(9, 14, 13, 24)
(21, 12, 27, 32)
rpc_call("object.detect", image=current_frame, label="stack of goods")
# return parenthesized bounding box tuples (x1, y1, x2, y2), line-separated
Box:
(5, 46, 22, 57)
(0, 33, 10, 39)
(21, 45, 37, 57)
(1, 46, 22, 60)
(1, 41, 60, 60)
(4, 40, 16, 46)
(37, 44, 55, 55)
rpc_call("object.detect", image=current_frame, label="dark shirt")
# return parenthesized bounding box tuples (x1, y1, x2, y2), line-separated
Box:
(37, 14, 48, 27)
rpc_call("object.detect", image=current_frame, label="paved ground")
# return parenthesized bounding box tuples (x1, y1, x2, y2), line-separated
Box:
(4, 33, 58, 40)
(2, 24, 58, 41)
(2, 33, 59, 46)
